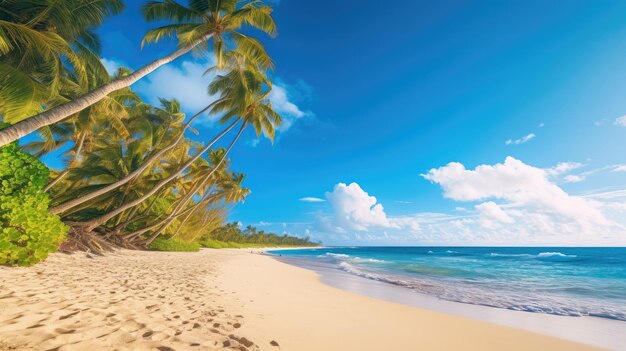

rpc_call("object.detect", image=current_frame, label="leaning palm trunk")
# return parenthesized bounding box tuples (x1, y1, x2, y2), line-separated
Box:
(80, 122, 247, 232)
(143, 189, 221, 246)
(142, 125, 247, 246)
(50, 109, 232, 215)
(45, 132, 87, 191)
(0, 34, 212, 147)
(123, 190, 214, 243)
(120, 173, 212, 242)
(171, 192, 221, 238)
(143, 174, 215, 245)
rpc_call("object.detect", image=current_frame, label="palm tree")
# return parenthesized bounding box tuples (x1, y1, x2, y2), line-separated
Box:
(70, 52, 280, 233)
(0, 0, 277, 146)
(24, 68, 139, 191)
(0, 0, 123, 122)
(48, 102, 236, 215)
(171, 171, 249, 238)
(141, 149, 238, 244)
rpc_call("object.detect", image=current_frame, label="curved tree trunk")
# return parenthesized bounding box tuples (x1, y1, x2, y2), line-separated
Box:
(0, 34, 212, 147)
(120, 174, 211, 241)
(50, 111, 233, 215)
(123, 191, 213, 242)
(171, 192, 220, 238)
(145, 122, 246, 246)
(81, 122, 246, 232)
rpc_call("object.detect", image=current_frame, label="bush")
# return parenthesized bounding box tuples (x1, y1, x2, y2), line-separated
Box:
(0, 143, 68, 266)
(200, 239, 278, 249)
(149, 237, 200, 252)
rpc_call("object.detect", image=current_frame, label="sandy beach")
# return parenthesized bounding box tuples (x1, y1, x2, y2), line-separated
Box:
(0, 249, 603, 350)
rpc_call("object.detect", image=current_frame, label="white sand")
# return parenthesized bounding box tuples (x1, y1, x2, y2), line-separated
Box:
(0, 249, 603, 350)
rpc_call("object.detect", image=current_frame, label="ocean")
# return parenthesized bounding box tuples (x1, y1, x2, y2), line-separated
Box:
(267, 247, 626, 322)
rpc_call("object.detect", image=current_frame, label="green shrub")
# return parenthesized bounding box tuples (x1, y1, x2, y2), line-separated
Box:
(0, 143, 68, 266)
(149, 237, 200, 252)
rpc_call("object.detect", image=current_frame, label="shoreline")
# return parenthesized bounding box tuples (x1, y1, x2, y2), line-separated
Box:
(266, 251, 625, 350)
(0, 249, 609, 350)
(218, 249, 603, 350)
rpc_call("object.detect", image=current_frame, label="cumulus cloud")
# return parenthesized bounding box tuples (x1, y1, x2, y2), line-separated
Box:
(615, 115, 626, 127)
(135, 58, 311, 132)
(505, 133, 535, 145)
(135, 59, 219, 121)
(325, 183, 392, 231)
(422, 157, 612, 232)
(475, 201, 514, 228)
(321, 183, 420, 234)
(299, 197, 325, 203)
(282, 158, 626, 246)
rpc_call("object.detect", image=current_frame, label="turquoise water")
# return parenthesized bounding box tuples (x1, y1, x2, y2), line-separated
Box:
(268, 247, 626, 321)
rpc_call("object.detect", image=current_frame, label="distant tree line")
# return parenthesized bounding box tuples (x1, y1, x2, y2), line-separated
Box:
(207, 223, 320, 247)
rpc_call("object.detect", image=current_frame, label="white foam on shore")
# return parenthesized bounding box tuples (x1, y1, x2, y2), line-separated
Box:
(274, 255, 626, 351)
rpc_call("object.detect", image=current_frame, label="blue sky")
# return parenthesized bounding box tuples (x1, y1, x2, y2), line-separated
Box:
(41, 0, 626, 245)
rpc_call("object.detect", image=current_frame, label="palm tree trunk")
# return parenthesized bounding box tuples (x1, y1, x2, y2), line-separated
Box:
(122, 174, 211, 240)
(0, 34, 212, 147)
(45, 132, 86, 191)
(50, 113, 235, 215)
(81, 121, 246, 232)
(123, 192, 210, 242)
(171, 193, 220, 238)
(138, 124, 247, 246)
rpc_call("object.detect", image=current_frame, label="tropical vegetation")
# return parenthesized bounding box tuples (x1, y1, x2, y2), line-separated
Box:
(0, 0, 318, 265)
(0, 141, 67, 266)
(205, 223, 320, 247)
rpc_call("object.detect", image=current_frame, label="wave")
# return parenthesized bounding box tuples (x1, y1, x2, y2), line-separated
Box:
(325, 253, 350, 259)
(427, 250, 458, 254)
(536, 252, 577, 258)
(323, 252, 386, 263)
(335, 262, 626, 322)
(489, 253, 534, 257)
(488, 252, 578, 261)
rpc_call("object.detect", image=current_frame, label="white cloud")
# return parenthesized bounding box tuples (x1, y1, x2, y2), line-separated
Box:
(538, 122, 545, 128)
(613, 165, 626, 172)
(422, 157, 612, 232)
(615, 115, 626, 127)
(505, 133, 535, 145)
(135, 58, 220, 122)
(299, 197, 325, 203)
(280, 159, 626, 246)
(545, 162, 583, 176)
(101, 57, 123, 74)
(135, 59, 311, 133)
(563, 174, 585, 183)
(475, 201, 514, 228)
(322, 183, 420, 234)
(271, 83, 312, 133)
(270, 85, 304, 118)
(325, 183, 392, 231)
